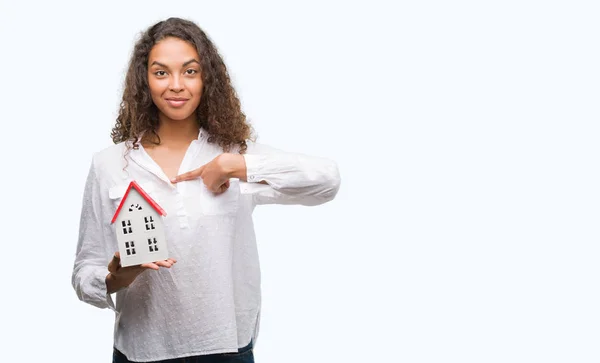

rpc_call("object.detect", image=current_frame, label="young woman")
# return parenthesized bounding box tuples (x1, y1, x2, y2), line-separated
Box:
(71, 17, 340, 363)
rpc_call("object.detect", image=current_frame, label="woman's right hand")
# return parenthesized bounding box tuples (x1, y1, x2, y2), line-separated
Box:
(105, 252, 177, 293)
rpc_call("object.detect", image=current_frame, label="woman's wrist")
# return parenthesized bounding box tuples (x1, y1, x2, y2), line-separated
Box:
(220, 153, 247, 180)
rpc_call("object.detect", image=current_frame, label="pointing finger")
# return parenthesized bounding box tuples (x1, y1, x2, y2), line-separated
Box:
(171, 165, 205, 183)
(171, 170, 197, 183)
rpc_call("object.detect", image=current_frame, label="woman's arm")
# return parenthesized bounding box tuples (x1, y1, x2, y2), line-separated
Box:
(228, 141, 342, 206)
(71, 156, 117, 310)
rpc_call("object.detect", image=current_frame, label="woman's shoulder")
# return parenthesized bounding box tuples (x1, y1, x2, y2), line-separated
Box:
(87, 142, 131, 183)
(92, 141, 128, 166)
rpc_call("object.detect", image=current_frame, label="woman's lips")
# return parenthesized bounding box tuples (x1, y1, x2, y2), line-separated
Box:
(166, 99, 188, 107)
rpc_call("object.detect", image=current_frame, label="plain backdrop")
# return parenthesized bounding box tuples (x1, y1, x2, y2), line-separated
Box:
(0, 1, 598, 362)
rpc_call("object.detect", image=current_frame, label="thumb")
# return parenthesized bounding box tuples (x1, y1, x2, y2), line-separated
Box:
(108, 252, 121, 273)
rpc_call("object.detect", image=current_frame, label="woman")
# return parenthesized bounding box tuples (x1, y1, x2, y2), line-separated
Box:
(71, 17, 341, 363)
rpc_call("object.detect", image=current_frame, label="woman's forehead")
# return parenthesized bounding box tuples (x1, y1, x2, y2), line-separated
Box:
(148, 37, 200, 65)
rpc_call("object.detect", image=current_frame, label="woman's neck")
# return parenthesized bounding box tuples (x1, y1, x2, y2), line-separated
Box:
(146, 114, 199, 147)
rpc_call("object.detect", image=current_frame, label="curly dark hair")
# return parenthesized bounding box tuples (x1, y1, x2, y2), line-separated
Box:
(111, 17, 254, 154)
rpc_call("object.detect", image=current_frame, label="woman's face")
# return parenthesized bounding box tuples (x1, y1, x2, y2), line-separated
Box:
(147, 37, 203, 123)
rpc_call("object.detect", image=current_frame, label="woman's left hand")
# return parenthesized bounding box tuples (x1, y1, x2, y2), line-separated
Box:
(171, 153, 244, 194)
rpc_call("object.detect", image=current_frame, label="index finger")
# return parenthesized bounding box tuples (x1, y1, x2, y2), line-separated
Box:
(171, 165, 204, 183)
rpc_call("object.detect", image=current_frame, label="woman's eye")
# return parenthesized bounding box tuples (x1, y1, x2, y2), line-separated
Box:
(155, 71, 167, 76)
(186, 69, 198, 75)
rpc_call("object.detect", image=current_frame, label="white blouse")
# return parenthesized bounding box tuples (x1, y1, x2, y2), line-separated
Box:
(71, 128, 341, 362)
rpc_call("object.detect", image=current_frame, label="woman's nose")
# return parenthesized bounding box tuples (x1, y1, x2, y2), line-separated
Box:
(169, 75, 184, 92)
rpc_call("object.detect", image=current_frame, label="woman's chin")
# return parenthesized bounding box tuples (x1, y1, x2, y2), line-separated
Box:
(159, 110, 196, 122)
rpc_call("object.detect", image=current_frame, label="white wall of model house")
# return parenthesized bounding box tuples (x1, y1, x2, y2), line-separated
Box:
(113, 186, 169, 267)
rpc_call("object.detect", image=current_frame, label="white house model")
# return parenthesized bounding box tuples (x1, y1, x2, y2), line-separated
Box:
(110, 181, 169, 267)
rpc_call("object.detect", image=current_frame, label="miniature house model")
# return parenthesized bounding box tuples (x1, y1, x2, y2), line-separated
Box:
(111, 181, 169, 267)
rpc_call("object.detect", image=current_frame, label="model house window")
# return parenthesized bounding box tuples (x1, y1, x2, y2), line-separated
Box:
(125, 241, 136, 256)
(129, 203, 143, 212)
(121, 220, 133, 234)
(148, 237, 158, 252)
(145, 216, 155, 231)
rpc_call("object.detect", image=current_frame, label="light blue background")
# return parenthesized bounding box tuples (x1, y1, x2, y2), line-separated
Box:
(0, 1, 598, 362)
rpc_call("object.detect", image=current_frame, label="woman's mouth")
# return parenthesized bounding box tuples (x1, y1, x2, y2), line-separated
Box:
(165, 99, 188, 108)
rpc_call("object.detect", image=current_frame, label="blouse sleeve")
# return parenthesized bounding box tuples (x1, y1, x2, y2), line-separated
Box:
(71, 156, 116, 311)
(240, 140, 341, 206)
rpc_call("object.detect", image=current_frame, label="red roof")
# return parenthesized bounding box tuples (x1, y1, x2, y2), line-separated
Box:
(111, 181, 167, 224)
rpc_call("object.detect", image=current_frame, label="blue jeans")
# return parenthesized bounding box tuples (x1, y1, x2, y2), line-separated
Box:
(112, 340, 254, 363)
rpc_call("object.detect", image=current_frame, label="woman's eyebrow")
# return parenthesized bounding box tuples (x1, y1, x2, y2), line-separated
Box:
(150, 59, 200, 68)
